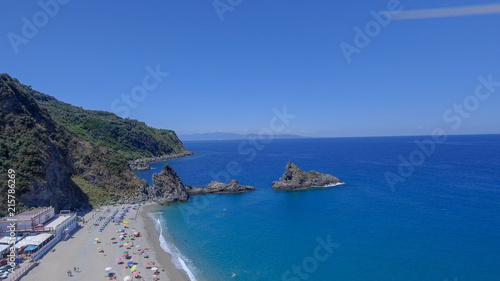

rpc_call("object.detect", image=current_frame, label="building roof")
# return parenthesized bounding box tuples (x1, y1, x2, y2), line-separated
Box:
(45, 213, 75, 230)
(0, 236, 22, 245)
(15, 233, 53, 249)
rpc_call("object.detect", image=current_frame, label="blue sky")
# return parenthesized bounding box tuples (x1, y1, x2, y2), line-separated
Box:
(1, 0, 499, 137)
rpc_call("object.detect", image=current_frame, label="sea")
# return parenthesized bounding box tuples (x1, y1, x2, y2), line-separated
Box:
(134, 135, 500, 281)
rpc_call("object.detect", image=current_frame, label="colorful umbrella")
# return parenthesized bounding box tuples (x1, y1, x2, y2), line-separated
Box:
(123, 251, 129, 254)
(123, 276, 132, 281)
(132, 271, 139, 276)
(97, 247, 103, 250)
(127, 261, 134, 266)
(105, 267, 112, 271)
(130, 265, 137, 272)
(151, 267, 158, 271)
(130, 258, 135, 261)
(115, 258, 121, 262)
(95, 238, 100, 241)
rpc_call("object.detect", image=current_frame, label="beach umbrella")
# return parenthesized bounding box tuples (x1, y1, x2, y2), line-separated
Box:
(123, 277, 132, 281)
(132, 271, 139, 276)
(97, 247, 103, 250)
(124, 243, 129, 247)
(127, 261, 134, 266)
(115, 258, 121, 262)
(95, 238, 100, 241)
(151, 267, 158, 271)
(123, 221, 129, 225)
(135, 245, 140, 248)
(105, 267, 112, 271)
(125, 237, 130, 241)
(123, 251, 129, 254)
(130, 265, 137, 272)
(130, 258, 135, 261)
(142, 252, 147, 256)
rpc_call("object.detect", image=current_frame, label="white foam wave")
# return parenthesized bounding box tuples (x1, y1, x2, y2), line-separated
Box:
(150, 213, 198, 281)
(321, 182, 345, 187)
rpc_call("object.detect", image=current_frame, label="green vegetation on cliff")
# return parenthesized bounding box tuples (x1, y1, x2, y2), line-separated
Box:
(0, 73, 189, 213)
(29, 87, 187, 160)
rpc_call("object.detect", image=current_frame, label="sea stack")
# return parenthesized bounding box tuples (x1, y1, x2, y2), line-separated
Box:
(272, 162, 343, 191)
(185, 180, 255, 195)
(150, 164, 189, 204)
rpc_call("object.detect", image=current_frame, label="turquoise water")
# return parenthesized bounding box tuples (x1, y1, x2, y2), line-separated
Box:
(135, 135, 500, 281)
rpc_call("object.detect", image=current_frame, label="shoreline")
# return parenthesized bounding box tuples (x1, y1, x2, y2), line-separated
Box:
(129, 151, 195, 171)
(140, 203, 192, 281)
(19, 203, 191, 281)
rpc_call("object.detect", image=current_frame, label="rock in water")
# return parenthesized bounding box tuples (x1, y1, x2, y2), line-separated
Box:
(185, 180, 255, 195)
(272, 162, 343, 191)
(150, 164, 189, 204)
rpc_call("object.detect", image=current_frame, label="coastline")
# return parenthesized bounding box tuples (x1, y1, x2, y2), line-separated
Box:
(140, 203, 192, 281)
(128, 151, 194, 171)
(19, 203, 191, 281)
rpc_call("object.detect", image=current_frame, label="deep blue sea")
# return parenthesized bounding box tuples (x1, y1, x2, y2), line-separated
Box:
(135, 135, 500, 281)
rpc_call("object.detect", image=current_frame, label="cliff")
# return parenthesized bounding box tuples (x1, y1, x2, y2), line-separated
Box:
(0, 73, 189, 213)
(186, 180, 255, 195)
(272, 162, 343, 191)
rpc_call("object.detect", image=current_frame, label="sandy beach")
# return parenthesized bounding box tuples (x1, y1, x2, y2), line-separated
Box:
(19, 203, 190, 281)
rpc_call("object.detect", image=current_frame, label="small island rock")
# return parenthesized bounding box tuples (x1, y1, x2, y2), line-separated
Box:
(186, 180, 255, 195)
(149, 164, 189, 204)
(272, 162, 343, 191)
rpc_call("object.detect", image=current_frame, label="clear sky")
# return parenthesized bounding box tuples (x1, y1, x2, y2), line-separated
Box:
(1, 0, 499, 137)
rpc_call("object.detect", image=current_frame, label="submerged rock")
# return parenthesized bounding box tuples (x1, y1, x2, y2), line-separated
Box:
(186, 180, 255, 195)
(149, 164, 189, 204)
(272, 162, 343, 191)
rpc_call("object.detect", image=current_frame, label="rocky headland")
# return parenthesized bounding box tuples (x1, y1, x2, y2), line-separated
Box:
(186, 180, 255, 195)
(129, 151, 194, 171)
(272, 162, 343, 191)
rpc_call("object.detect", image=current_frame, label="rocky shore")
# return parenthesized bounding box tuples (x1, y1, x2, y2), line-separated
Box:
(186, 180, 255, 195)
(128, 151, 194, 171)
(272, 162, 343, 191)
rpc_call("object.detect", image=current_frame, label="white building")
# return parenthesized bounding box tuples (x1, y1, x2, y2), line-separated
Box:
(0, 207, 55, 233)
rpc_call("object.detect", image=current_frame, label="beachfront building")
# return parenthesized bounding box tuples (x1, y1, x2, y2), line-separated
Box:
(14, 233, 55, 253)
(0, 207, 55, 233)
(45, 210, 78, 238)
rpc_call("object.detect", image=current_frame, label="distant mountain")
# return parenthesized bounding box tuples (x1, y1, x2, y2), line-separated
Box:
(0, 73, 190, 213)
(179, 132, 304, 141)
